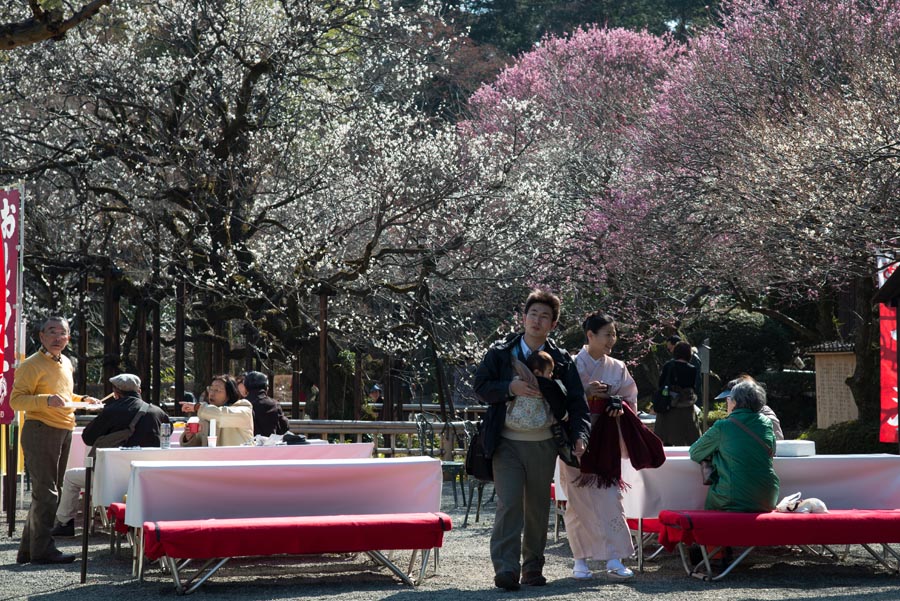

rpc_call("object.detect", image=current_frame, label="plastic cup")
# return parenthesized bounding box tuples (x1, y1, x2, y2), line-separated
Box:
(207, 436, 217, 448)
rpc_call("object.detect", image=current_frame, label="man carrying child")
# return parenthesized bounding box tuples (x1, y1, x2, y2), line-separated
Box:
(474, 289, 591, 591)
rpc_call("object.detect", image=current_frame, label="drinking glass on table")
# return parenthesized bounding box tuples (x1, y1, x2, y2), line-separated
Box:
(159, 423, 172, 449)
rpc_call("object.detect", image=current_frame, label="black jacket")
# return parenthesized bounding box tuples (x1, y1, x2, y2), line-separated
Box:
(473, 333, 590, 458)
(82, 392, 170, 448)
(246, 388, 290, 437)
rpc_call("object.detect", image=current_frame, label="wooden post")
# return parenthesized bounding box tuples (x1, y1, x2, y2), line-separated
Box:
(151, 299, 161, 405)
(102, 267, 120, 395)
(136, 302, 149, 396)
(318, 291, 328, 420)
(291, 354, 301, 419)
(354, 351, 362, 420)
(75, 272, 88, 393)
(174, 280, 185, 413)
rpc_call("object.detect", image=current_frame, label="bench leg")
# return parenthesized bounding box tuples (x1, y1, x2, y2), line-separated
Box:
(862, 543, 900, 574)
(368, 550, 415, 586)
(678, 543, 756, 581)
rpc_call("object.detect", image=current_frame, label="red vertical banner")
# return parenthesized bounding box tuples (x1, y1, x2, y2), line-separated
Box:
(878, 258, 898, 443)
(0, 186, 19, 426)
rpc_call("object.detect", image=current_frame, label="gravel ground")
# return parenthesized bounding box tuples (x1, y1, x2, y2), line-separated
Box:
(2, 486, 900, 601)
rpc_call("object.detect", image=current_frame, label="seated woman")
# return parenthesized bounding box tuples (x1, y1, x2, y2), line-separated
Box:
(180, 374, 254, 446)
(689, 379, 779, 512)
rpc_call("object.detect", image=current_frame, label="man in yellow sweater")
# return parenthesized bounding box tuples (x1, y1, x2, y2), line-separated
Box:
(11, 316, 98, 565)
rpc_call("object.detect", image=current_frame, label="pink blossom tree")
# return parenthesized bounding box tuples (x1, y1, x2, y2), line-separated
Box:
(619, 0, 900, 418)
(464, 26, 684, 343)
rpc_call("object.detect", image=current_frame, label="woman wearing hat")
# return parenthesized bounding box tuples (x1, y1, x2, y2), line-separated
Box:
(180, 374, 254, 446)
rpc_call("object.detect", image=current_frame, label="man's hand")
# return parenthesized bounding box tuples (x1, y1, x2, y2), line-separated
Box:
(574, 438, 587, 458)
(84, 396, 102, 405)
(47, 394, 69, 407)
(509, 379, 540, 398)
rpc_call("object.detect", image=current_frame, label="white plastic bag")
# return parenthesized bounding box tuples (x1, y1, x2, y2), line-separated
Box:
(796, 498, 828, 513)
(775, 491, 828, 513)
(775, 491, 802, 512)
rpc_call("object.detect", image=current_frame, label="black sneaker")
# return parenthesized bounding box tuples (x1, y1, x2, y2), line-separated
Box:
(50, 519, 75, 538)
(494, 571, 521, 591)
(521, 571, 547, 586)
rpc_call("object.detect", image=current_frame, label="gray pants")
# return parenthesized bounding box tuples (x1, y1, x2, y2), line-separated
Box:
(18, 420, 72, 560)
(490, 437, 556, 577)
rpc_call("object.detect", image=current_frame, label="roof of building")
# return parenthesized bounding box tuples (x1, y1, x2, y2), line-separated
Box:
(805, 341, 854, 354)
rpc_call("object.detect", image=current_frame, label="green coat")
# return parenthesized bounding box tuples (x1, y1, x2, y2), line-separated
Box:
(689, 408, 779, 512)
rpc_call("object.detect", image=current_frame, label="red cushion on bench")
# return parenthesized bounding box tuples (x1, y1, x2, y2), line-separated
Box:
(658, 509, 900, 551)
(107, 502, 129, 534)
(626, 518, 662, 533)
(142, 512, 452, 561)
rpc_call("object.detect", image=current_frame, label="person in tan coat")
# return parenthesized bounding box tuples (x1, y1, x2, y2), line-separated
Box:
(180, 374, 253, 446)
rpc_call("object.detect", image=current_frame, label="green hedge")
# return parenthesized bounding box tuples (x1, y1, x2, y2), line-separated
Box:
(799, 420, 898, 455)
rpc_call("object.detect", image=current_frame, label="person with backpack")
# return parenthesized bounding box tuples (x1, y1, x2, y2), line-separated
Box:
(52, 373, 169, 538)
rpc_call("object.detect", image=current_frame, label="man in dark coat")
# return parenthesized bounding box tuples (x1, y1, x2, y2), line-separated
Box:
(474, 290, 591, 591)
(52, 373, 169, 536)
(243, 371, 290, 437)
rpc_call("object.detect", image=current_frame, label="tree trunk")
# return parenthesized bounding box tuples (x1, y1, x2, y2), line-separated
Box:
(847, 275, 880, 424)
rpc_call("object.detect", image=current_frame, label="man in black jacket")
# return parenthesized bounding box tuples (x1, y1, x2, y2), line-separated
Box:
(242, 371, 290, 437)
(51, 374, 169, 537)
(474, 290, 591, 591)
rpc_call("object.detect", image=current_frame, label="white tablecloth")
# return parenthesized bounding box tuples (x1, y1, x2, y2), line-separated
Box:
(68, 427, 88, 469)
(94, 442, 374, 507)
(123, 456, 441, 527)
(68, 426, 183, 470)
(621, 454, 900, 518)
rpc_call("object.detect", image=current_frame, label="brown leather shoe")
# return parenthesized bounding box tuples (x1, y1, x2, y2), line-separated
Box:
(521, 571, 547, 586)
(494, 571, 521, 591)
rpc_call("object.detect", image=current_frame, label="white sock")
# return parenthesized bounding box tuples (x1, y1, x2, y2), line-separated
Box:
(574, 558, 590, 572)
(606, 559, 625, 570)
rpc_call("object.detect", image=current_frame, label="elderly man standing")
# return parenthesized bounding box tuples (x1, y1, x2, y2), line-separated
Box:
(10, 316, 98, 565)
(51, 373, 170, 537)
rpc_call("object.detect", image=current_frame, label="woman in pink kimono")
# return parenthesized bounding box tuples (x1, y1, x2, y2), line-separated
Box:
(559, 311, 664, 580)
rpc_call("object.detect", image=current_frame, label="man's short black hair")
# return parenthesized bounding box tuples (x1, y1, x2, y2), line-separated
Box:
(666, 335, 682, 346)
(524, 289, 561, 322)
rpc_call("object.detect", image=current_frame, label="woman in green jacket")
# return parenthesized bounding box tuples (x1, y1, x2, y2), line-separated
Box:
(689, 379, 779, 512)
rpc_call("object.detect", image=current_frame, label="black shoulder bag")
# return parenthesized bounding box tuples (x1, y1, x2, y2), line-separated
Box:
(465, 420, 493, 482)
(88, 401, 150, 458)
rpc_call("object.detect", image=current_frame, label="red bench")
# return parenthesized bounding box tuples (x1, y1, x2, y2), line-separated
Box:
(142, 512, 452, 593)
(658, 509, 900, 580)
(106, 502, 130, 557)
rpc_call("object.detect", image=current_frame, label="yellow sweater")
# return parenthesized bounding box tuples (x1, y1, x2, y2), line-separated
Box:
(10, 351, 81, 430)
